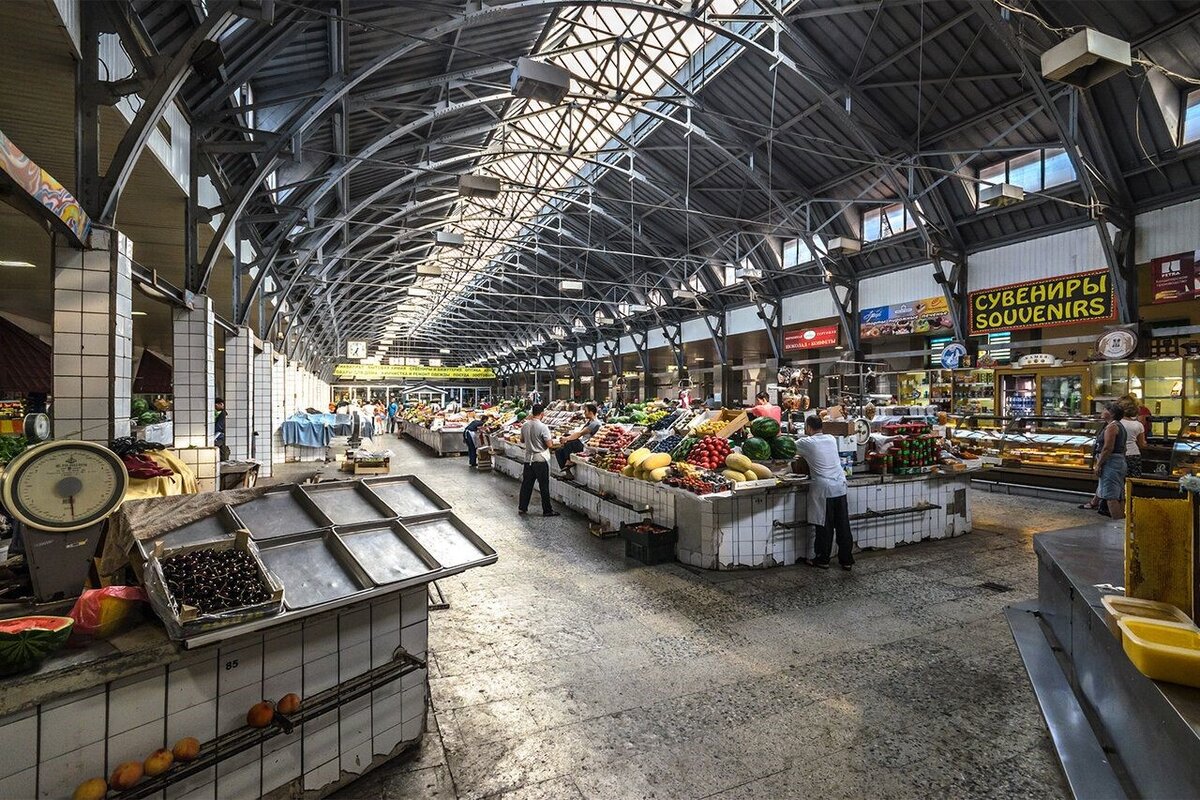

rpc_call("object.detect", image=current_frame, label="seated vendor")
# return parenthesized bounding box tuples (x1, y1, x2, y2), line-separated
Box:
(748, 391, 782, 423)
(556, 403, 601, 476)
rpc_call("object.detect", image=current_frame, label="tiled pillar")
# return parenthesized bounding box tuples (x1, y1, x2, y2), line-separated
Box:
(172, 297, 216, 448)
(52, 229, 133, 443)
(252, 342, 274, 476)
(272, 353, 287, 464)
(224, 328, 255, 460)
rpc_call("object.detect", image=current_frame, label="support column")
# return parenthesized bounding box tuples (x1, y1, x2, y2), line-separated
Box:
(224, 327, 255, 460)
(253, 342, 274, 476)
(272, 352, 286, 464)
(52, 229, 133, 442)
(172, 296, 215, 448)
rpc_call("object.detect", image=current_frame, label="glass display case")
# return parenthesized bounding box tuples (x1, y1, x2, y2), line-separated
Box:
(947, 415, 1005, 462)
(997, 416, 1100, 472)
(930, 369, 995, 415)
(1092, 360, 1132, 403)
(1040, 371, 1086, 416)
(1000, 372, 1036, 416)
(895, 370, 931, 405)
(1140, 358, 1186, 433)
(1170, 416, 1200, 476)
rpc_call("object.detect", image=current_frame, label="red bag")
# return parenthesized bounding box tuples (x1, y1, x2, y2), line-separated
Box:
(68, 586, 147, 641)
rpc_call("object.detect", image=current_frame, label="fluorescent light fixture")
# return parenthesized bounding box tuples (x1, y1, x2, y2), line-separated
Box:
(435, 230, 465, 247)
(459, 174, 503, 198)
(595, 314, 614, 325)
(217, 347, 225, 352)
(735, 265, 762, 280)
(672, 289, 697, 301)
(827, 236, 861, 256)
(428, 358, 442, 367)
(559, 279, 584, 293)
(439, 348, 451, 354)
(511, 56, 571, 104)
(408, 287, 432, 297)
(624, 302, 650, 313)
(131, 311, 147, 316)
(0, 260, 36, 268)
(416, 264, 442, 277)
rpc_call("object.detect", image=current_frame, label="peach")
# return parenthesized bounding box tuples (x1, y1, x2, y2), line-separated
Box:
(247, 700, 275, 728)
(71, 777, 107, 800)
(144, 747, 174, 776)
(276, 692, 302, 716)
(172, 736, 201, 762)
(109, 760, 143, 791)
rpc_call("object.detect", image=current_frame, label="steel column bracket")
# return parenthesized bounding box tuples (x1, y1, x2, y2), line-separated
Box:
(752, 295, 783, 362)
(931, 253, 969, 342)
(661, 323, 685, 371)
(825, 274, 860, 354)
(702, 313, 727, 364)
(630, 329, 652, 376)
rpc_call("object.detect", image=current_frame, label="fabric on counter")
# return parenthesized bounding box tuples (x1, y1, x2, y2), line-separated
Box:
(101, 485, 270, 576)
(122, 450, 200, 502)
(281, 413, 333, 446)
(140, 421, 174, 445)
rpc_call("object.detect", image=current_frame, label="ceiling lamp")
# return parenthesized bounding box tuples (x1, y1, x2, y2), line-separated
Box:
(408, 287, 432, 297)
(416, 264, 442, 277)
(459, 174, 502, 198)
(672, 289, 696, 301)
(428, 358, 442, 367)
(439, 348, 451, 354)
(1041, 28, 1130, 88)
(624, 302, 649, 313)
(511, 56, 571, 105)
(979, 183, 1025, 208)
(595, 314, 615, 325)
(827, 237, 861, 256)
(435, 231, 464, 247)
(734, 263, 762, 280)
(559, 279, 583, 293)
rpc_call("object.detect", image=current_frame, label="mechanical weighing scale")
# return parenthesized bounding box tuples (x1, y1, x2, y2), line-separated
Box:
(1, 425, 129, 603)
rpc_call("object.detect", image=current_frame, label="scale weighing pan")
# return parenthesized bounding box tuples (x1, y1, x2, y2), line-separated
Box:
(334, 521, 442, 587)
(301, 481, 394, 526)
(258, 531, 372, 610)
(135, 506, 241, 560)
(399, 512, 497, 576)
(361, 475, 449, 519)
(230, 486, 331, 540)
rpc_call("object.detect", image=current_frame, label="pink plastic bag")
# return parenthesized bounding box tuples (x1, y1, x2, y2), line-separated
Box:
(68, 586, 147, 642)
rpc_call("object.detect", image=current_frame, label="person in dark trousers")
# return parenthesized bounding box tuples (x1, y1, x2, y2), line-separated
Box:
(794, 416, 854, 570)
(518, 404, 559, 517)
(387, 399, 399, 434)
(555, 403, 601, 479)
(463, 417, 484, 467)
(214, 397, 230, 461)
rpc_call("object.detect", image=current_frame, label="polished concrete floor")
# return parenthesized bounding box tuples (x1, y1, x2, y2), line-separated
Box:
(284, 435, 1082, 799)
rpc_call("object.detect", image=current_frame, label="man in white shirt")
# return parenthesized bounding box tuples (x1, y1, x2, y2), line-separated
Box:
(519, 404, 559, 517)
(793, 416, 855, 570)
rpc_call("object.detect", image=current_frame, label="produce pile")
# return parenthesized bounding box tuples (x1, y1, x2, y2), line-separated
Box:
(649, 434, 683, 453)
(670, 436, 699, 461)
(649, 410, 682, 431)
(131, 397, 164, 427)
(161, 548, 272, 615)
(0, 436, 28, 465)
(588, 452, 628, 473)
(590, 425, 637, 450)
(691, 418, 726, 437)
(662, 462, 732, 495)
(720, 453, 774, 484)
(608, 402, 666, 426)
(685, 436, 732, 470)
(621, 448, 673, 481)
(740, 417, 797, 462)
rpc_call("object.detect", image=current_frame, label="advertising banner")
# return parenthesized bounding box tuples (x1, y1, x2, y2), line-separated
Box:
(332, 363, 496, 380)
(859, 295, 953, 339)
(783, 324, 840, 351)
(1150, 251, 1198, 304)
(968, 269, 1116, 334)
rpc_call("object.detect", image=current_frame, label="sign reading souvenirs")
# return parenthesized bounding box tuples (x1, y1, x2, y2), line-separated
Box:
(332, 363, 496, 380)
(783, 324, 839, 351)
(968, 269, 1116, 334)
(859, 295, 953, 338)
(1150, 250, 1199, 304)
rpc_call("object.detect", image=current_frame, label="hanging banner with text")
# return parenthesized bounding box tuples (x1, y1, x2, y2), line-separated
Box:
(783, 324, 840, 351)
(1150, 250, 1199, 304)
(968, 269, 1116, 334)
(859, 296, 953, 339)
(332, 363, 496, 380)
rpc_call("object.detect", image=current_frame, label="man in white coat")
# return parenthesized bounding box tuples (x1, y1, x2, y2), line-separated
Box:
(794, 416, 855, 571)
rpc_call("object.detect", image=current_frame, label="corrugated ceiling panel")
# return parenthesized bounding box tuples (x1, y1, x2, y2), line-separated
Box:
(782, 290, 837, 325)
(968, 226, 1105, 291)
(860, 264, 940, 307)
(1135, 199, 1200, 263)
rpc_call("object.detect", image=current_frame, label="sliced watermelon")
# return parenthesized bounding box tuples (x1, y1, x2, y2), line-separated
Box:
(0, 616, 74, 676)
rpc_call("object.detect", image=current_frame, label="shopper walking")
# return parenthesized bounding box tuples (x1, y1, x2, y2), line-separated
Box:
(387, 398, 399, 434)
(556, 403, 602, 479)
(1092, 402, 1129, 520)
(794, 416, 854, 570)
(463, 417, 484, 468)
(518, 404, 559, 517)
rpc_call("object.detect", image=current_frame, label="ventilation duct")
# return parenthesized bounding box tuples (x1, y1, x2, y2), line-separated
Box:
(1041, 28, 1130, 88)
(511, 56, 571, 104)
(434, 231, 464, 247)
(458, 174, 502, 198)
(827, 237, 861, 256)
(979, 183, 1025, 208)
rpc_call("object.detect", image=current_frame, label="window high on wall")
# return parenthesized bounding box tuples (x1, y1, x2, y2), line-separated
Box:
(863, 202, 920, 242)
(780, 235, 826, 268)
(977, 149, 1076, 208)
(1182, 89, 1200, 144)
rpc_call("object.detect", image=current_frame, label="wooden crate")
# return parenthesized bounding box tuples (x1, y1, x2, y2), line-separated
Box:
(715, 409, 749, 438)
(354, 459, 390, 475)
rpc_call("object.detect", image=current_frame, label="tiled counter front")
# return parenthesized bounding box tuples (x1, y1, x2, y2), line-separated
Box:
(0, 588, 429, 800)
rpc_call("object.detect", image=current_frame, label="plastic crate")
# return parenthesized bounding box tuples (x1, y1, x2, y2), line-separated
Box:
(619, 521, 677, 565)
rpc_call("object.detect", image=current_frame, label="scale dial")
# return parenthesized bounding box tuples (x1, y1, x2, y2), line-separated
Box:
(853, 418, 871, 445)
(23, 413, 50, 443)
(1, 441, 129, 532)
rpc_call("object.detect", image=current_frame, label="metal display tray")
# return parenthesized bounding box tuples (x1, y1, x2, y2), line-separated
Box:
(300, 480, 395, 526)
(135, 506, 243, 560)
(361, 474, 450, 518)
(256, 531, 373, 610)
(334, 521, 442, 588)
(400, 511, 498, 576)
(229, 486, 332, 540)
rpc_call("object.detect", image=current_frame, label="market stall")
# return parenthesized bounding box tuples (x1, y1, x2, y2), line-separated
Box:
(0, 466, 494, 800)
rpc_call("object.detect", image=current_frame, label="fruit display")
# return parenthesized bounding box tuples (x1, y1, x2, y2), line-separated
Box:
(144, 749, 174, 777)
(277, 692, 302, 715)
(649, 434, 682, 453)
(247, 700, 275, 728)
(770, 435, 798, 460)
(741, 437, 772, 461)
(590, 424, 636, 450)
(686, 436, 732, 470)
(0, 615, 74, 675)
(109, 761, 143, 790)
(649, 410, 682, 431)
(692, 417, 726, 437)
(588, 452, 628, 473)
(670, 436, 698, 461)
(72, 777, 107, 800)
(662, 463, 732, 495)
(173, 737, 201, 762)
(748, 416, 781, 439)
(160, 548, 272, 615)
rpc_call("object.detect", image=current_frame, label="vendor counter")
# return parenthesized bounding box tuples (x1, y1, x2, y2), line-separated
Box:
(0, 588, 429, 800)
(491, 447, 972, 570)
(402, 421, 468, 456)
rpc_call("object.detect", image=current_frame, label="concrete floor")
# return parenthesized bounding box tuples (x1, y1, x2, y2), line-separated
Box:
(282, 436, 1083, 799)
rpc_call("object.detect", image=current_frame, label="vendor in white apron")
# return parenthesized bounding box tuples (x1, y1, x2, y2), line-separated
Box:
(793, 415, 855, 570)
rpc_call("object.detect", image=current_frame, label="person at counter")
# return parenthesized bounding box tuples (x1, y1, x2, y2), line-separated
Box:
(555, 403, 602, 479)
(463, 417, 485, 468)
(518, 404, 559, 517)
(748, 391, 781, 423)
(1091, 403, 1129, 521)
(795, 416, 854, 571)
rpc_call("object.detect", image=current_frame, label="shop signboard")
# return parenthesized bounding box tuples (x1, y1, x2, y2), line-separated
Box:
(1150, 250, 1199, 304)
(783, 324, 839, 351)
(859, 296, 953, 339)
(332, 363, 496, 380)
(968, 269, 1116, 334)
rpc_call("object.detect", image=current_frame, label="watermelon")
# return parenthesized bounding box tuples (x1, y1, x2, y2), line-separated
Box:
(0, 616, 74, 675)
(770, 435, 797, 460)
(742, 437, 772, 461)
(749, 416, 780, 439)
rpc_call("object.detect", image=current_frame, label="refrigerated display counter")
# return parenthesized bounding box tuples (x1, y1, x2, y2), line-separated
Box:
(950, 415, 1101, 494)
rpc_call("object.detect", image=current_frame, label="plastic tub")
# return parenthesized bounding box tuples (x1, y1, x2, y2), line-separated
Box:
(1102, 595, 1194, 626)
(1117, 617, 1200, 688)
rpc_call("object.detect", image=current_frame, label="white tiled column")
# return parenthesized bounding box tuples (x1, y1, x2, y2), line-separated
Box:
(272, 353, 287, 465)
(224, 327, 255, 460)
(172, 296, 215, 448)
(52, 229, 133, 443)
(253, 342, 274, 476)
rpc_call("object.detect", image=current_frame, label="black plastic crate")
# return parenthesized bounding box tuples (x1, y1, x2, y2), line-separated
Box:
(619, 521, 677, 565)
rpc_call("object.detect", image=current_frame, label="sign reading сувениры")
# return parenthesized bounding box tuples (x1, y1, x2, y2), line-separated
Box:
(968, 269, 1116, 335)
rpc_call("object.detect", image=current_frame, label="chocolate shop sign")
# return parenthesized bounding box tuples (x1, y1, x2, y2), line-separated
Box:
(968, 269, 1116, 335)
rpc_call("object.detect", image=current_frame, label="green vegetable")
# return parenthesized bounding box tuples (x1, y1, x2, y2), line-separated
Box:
(0, 436, 28, 465)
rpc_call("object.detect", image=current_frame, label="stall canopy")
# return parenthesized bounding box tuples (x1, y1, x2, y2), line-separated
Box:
(0, 316, 50, 394)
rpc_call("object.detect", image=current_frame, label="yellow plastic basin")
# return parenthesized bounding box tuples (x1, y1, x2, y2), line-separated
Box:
(1117, 617, 1200, 689)
(1102, 595, 1194, 625)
